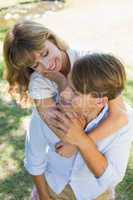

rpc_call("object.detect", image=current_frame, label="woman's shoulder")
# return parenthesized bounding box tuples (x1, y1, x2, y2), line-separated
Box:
(30, 71, 48, 81)
(30, 71, 57, 87)
(28, 71, 58, 100)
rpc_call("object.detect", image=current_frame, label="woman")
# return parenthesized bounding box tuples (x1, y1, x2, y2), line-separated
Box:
(3, 21, 128, 200)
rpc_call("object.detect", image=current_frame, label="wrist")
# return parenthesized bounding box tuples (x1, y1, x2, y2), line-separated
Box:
(77, 134, 95, 150)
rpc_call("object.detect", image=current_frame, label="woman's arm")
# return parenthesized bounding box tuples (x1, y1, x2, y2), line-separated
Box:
(76, 134, 108, 177)
(72, 123, 132, 199)
(47, 107, 132, 199)
(89, 95, 128, 143)
(47, 110, 107, 176)
(47, 107, 130, 178)
(53, 96, 128, 158)
(30, 70, 68, 138)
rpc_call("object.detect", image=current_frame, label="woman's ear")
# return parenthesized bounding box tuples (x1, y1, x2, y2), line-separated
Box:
(96, 97, 108, 108)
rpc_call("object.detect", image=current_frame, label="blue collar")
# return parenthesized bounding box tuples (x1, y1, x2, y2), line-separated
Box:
(85, 104, 109, 133)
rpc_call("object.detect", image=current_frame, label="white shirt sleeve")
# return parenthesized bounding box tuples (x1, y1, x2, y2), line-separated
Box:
(88, 124, 132, 199)
(24, 111, 49, 175)
(28, 72, 58, 100)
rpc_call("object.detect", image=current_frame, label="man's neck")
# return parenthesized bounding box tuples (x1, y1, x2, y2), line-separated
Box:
(85, 107, 103, 124)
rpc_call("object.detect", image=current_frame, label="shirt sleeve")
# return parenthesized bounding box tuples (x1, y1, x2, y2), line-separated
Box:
(88, 125, 132, 199)
(24, 111, 49, 175)
(28, 72, 58, 100)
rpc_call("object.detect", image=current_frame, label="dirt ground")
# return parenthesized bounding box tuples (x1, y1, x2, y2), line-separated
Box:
(0, 0, 133, 66)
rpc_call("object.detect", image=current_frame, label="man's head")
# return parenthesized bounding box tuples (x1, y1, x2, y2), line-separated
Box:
(60, 53, 126, 117)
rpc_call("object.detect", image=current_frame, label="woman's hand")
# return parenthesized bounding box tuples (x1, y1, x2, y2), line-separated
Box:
(49, 107, 86, 146)
(33, 61, 68, 92)
(46, 71, 68, 92)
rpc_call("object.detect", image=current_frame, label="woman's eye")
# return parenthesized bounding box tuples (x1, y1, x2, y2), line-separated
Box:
(42, 50, 49, 57)
(31, 62, 39, 70)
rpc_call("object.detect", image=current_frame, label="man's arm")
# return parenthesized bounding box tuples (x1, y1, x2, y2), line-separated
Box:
(24, 109, 53, 200)
(32, 175, 52, 200)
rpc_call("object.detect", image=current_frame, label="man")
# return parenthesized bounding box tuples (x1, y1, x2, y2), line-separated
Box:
(25, 53, 133, 200)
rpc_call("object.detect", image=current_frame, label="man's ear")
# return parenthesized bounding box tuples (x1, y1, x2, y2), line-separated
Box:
(96, 97, 108, 108)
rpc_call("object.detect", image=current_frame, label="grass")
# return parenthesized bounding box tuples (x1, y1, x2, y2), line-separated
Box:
(0, 98, 32, 200)
(0, 60, 3, 79)
(0, 28, 8, 41)
(124, 79, 133, 106)
(116, 146, 133, 200)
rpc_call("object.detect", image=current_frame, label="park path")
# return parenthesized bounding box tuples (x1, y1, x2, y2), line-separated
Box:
(36, 0, 133, 66)
(0, 0, 133, 66)
(0, 0, 18, 9)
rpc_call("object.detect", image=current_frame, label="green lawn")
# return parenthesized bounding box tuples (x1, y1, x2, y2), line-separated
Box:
(0, 60, 3, 78)
(0, 28, 9, 41)
(0, 99, 32, 200)
(0, 57, 133, 199)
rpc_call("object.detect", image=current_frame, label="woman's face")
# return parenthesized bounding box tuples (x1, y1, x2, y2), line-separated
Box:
(31, 40, 63, 73)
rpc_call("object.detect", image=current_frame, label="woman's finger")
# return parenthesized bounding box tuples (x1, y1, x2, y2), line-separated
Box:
(65, 111, 78, 120)
(77, 114, 87, 128)
(49, 117, 69, 133)
(49, 124, 65, 140)
(51, 109, 71, 127)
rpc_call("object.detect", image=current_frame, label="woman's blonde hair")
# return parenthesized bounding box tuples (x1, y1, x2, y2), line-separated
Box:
(3, 20, 68, 106)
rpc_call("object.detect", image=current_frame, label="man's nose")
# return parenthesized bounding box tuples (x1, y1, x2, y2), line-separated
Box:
(60, 87, 73, 102)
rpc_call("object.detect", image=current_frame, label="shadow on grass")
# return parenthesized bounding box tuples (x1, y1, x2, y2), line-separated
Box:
(0, 98, 30, 138)
(0, 163, 33, 200)
(0, 98, 33, 200)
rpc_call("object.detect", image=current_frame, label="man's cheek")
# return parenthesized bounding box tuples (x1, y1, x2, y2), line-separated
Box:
(72, 104, 81, 113)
